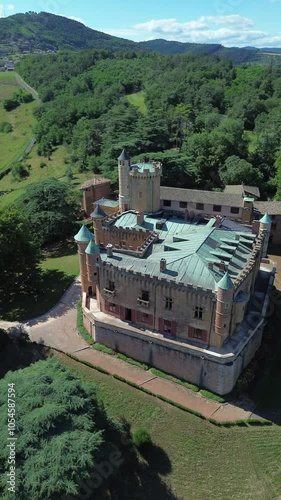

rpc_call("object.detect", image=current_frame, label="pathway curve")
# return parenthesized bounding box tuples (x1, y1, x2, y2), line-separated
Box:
(0, 279, 257, 423)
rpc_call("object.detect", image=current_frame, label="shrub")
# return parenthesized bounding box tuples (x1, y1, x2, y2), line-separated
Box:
(133, 428, 152, 450)
(0, 121, 13, 133)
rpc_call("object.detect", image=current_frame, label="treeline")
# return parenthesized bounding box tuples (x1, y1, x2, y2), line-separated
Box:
(17, 50, 281, 199)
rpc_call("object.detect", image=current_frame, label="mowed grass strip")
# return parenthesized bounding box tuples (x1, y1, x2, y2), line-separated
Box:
(54, 351, 281, 500)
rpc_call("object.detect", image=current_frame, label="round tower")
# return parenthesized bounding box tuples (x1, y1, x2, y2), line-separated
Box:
(215, 272, 235, 343)
(129, 161, 162, 213)
(259, 212, 272, 258)
(85, 238, 100, 296)
(90, 204, 107, 246)
(74, 224, 93, 293)
(118, 149, 131, 213)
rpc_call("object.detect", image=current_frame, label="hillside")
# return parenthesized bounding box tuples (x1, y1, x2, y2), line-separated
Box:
(0, 11, 141, 53)
(139, 39, 261, 64)
(0, 11, 270, 64)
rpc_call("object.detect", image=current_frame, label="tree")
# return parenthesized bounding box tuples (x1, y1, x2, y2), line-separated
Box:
(0, 358, 124, 499)
(219, 156, 263, 186)
(0, 207, 40, 301)
(15, 179, 80, 247)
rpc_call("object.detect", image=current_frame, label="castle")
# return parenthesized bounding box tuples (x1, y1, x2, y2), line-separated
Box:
(75, 150, 275, 395)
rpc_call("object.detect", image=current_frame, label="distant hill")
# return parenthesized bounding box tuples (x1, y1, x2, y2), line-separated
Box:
(0, 11, 276, 64)
(0, 11, 141, 53)
(139, 39, 261, 64)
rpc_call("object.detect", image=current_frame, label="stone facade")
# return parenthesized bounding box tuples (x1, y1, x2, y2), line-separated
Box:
(75, 150, 276, 395)
(80, 177, 111, 215)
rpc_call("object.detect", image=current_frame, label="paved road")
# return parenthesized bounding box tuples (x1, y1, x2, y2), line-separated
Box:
(0, 278, 256, 423)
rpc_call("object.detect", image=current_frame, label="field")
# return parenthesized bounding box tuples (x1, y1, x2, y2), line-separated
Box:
(0, 144, 96, 207)
(54, 351, 281, 500)
(127, 90, 147, 115)
(0, 72, 37, 174)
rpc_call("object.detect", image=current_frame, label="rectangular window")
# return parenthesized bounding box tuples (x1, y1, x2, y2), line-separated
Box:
(163, 200, 171, 207)
(272, 223, 277, 230)
(109, 303, 116, 312)
(165, 297, 173, 310)
(163, 319, 172, 333)
(213, 205, 221, 212)
(230, 207, 239, 214)
(271, 215, 276, 220)
(193, 328, 203, 339)
(108, 281, 115, 291)
(141, 313, 148, 323)
(139, 192, 142, 198)
(141, 290, 149, 302)
(196, 203, 204, 210)
(179, 201, 187, 209)
(194, 306, 204, 320)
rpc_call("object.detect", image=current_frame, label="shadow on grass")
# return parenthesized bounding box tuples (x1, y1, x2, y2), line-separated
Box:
(0, 332, 51, 379)
(78, 419, 180, 500)
(43, 240, 77, 258)
(1, 269, 77, 322)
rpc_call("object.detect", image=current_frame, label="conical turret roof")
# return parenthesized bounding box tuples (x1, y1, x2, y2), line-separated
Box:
(216, 272, 234, 291)
(74, 224, 93, 243)
(85, 239, 100, 255)
(90, 205, 107, 219)
(118, 149, 130, 161)
(260, 212, 272, 224)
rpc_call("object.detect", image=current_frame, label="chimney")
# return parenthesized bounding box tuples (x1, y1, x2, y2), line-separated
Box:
(160, 258, 166, 272)
(106, 244, 113, 257)
(215, 215, 223, 227)
(252, 220, 260, 235)
(137, 212, 144, 225)
(218, 261, 225, 271)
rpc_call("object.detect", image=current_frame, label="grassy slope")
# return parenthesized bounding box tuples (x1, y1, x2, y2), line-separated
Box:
(55, 351, 281, 500)
(0, 72, 37, 173)
(127, 91, 147, 115)
(0, 144, 95, 207)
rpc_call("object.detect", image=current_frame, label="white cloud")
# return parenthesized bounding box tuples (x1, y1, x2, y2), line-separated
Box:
(0, 3, 14, 17)
(65, 15, 84, 25)
(99, 15, 281, 48)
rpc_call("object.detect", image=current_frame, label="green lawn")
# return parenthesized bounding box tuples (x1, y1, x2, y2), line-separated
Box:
(0, 71, 20, 99)
(55, 351, 281, 500)
(0, 100, 37, 173)
(1, 245, 79, 321)
(127, 91, 147, 115)
(0, 144, 96, 207)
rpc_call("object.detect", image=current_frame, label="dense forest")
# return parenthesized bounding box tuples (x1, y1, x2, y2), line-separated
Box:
(17, 49, 281, 199)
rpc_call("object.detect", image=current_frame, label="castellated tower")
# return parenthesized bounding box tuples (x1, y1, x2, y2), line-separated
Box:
(129, 161, 162, 213)
(74, 225, 99, 295)
(259, 212, 272, 258)
(118, 149, 131, 213)
(215, 272, 235, 346)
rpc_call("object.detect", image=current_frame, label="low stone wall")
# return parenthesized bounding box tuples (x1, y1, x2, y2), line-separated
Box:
(82, 311, 262, 395)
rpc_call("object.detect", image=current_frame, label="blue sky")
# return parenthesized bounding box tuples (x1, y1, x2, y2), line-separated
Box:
(1, 0, 281, 47)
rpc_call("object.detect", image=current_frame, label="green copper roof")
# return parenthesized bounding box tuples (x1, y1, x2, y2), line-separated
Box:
(216, 272, 234, 290)
(85, 240, 100, 255)
(131, 163, 156, 173)
(74, 224, 93, 243)
(260, 212, 272, 224)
